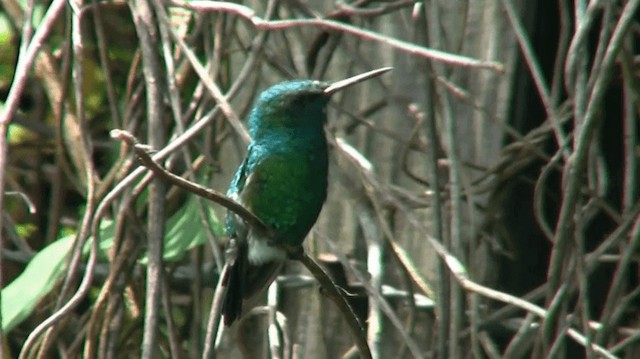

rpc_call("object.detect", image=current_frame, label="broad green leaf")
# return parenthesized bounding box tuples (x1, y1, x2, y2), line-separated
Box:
(0, 14, 16, 87)
(1, 220, 115, 332)
(141, 197, 224, 263)
(1, 197, 223, 332)
(1, 233, 73, 332)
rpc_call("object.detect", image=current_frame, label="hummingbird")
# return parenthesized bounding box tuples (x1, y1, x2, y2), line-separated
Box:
(222, 67, 391, 326)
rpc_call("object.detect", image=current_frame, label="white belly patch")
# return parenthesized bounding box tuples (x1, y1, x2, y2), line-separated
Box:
(247, 230, 287, 265)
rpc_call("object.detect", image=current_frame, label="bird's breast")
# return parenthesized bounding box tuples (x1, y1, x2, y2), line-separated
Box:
(240, 139, 328, 247)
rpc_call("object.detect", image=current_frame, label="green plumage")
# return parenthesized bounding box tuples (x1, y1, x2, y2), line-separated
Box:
(240, 151, 327, 244)
(221, 68, 390, 326)
(222, 80, 329, 325)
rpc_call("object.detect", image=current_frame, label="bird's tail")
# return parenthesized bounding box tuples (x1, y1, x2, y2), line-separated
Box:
(222, 242, 283, 326)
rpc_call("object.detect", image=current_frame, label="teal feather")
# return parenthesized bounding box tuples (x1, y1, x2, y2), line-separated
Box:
(221, 68, 390, 325)
(223, 80, 329, 325)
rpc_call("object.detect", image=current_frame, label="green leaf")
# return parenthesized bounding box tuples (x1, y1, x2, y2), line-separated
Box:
(1, 220, 115, 332)
(1, 197, 223, 332)
(0, 13, 16, 87)
(141, 197, 224, 263)
(1, 234, 74, 332)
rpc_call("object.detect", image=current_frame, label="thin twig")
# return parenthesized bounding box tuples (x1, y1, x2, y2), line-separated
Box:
(501, 0, 570, 158)
(297, 253, 373, 359)
(353, 200, 383, 358)
(420, 51, 448, 359)
(595, 214, 640, 344)
(167, 17, 251, 144)
(620, 42, 639, 215)
(332, 138, 427, 359)
(129, 1, 167, 357)
(427, 236, 617, 359)
(547, 0, 640, 296)
(88, 0, 122, 129)
(110, 130, 269, 234)
(203, 264, 230, 359)
(0, 0, 67, 125)
(169, 0, 504, 72)
(0, 0, 66, 353)
(316, 232, 426, 359)
(267, 282, 282, 359)
(84, 202, 141, 357)
(19, 217, 99, 359)
(161, 274, 181, 359)
(439, 78, 465, 359)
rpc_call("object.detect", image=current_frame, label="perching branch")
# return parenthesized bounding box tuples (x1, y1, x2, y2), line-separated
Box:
(296, 252, 372, 359)
(110, 129, 269, 235)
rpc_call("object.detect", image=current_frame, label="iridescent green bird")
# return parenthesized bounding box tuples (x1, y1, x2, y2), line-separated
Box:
(222, 68, 391, 325)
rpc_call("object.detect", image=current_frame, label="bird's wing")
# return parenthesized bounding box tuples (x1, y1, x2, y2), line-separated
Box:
(225, 144, 254, 238)
(227, 146, 252, 199)
(223, 144, 284, 326)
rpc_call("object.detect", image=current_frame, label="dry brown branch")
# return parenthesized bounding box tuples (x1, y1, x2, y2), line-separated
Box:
(169, 0, 504, 72)
(427, 236, 617, 359)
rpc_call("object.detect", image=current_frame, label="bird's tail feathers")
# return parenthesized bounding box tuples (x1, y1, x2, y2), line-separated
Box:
(222, 242, 283, 326)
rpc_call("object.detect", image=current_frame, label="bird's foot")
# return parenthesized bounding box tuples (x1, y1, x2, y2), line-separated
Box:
(287, 246, 305, 260)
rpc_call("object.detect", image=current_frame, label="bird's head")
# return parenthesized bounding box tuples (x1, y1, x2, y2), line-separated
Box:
(247, 67, 392, 140)
(248, 80, 330, 139)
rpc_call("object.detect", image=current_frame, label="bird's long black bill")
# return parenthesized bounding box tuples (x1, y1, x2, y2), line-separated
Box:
(323, 67, 392, 95)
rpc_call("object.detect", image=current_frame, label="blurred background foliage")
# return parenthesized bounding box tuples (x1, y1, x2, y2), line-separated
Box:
(0, 0, 639, 358)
